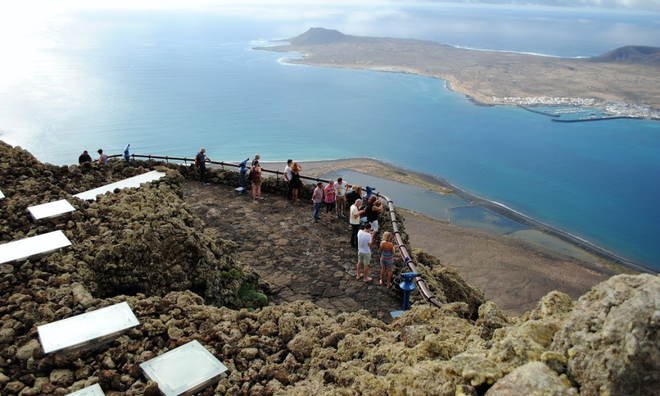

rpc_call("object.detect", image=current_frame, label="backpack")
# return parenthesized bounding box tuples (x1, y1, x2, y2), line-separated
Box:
(195, 153, 200, 167)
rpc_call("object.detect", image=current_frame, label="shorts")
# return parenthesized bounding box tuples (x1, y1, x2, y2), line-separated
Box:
(357, 252, 371, 265)
(380, 257, 394, 268)
(371, 220, 379, 232)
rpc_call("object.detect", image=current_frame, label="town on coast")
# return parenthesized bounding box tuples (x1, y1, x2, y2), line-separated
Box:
(258, 28, 660, 120)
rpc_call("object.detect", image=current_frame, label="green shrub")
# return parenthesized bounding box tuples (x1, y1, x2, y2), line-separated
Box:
(237, 282, 268, 309)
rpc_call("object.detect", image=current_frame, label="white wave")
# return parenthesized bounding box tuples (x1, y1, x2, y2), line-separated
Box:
(445, 44, 589, 59)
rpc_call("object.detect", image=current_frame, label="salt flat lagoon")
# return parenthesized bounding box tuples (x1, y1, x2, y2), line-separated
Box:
(0, 5, 659, 270)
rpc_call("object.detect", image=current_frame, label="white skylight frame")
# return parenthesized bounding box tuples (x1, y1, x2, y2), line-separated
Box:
(65, 383, 105, 396)
(28, 199, 76, 221)
(140, 340, 229, 396)
(73, 170, 166, 201)
(0, 230, 72, 265)
(37, 302, 139, 355)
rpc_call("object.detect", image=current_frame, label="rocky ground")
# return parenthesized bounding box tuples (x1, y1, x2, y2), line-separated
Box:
(1, 141, 659, 396)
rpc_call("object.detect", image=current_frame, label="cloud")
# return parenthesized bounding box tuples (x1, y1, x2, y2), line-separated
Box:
(419, 0, 660, 12)
(3, 0, 660, 19)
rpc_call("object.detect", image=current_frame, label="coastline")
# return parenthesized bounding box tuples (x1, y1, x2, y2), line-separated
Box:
(281, 59, 660, 120)
(256, 33, 660, 119)
(272, 157, 652, 275)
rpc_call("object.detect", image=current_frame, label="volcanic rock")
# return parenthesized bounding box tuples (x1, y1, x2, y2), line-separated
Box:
(1, 141, 659, 396)
(551, 274, 660, 396)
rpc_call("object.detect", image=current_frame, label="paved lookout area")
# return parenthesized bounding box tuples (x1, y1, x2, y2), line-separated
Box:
(182, 180, 403, 323)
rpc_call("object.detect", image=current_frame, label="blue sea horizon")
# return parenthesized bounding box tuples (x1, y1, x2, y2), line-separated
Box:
(0, 6, 659, 270)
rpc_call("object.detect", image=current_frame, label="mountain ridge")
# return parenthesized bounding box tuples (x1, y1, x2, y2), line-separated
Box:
(588, 45, 660, 65)
(291, 28, 660, 65)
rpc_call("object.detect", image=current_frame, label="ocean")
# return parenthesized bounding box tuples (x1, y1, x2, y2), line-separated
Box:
(0, 4, 659, 270)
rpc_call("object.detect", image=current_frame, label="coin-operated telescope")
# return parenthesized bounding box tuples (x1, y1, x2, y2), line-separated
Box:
(236, 158, 250, 195)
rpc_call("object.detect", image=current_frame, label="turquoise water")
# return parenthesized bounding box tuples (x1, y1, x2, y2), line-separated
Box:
(322, 170, 530, 237)
(0, 7, 659, 270)
(322, 170, 473, 222)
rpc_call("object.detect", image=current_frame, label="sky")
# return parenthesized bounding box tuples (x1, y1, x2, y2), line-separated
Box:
(1, 0, 659, 14)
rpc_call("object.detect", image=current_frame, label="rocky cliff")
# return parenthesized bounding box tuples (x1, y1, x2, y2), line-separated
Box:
(1, 141, 658, 395)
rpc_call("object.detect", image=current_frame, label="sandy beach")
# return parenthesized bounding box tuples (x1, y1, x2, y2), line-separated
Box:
(256, 157, 640, 316)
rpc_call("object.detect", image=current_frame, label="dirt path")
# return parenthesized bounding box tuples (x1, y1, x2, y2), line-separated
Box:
(182, 180, 402, 323)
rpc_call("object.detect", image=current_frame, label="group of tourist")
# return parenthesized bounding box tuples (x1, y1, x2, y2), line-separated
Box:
(283, 159, 303, 201)
(284, 160, 398, 289)
(355, 225, 396, 288)
(349, 192, 395, 288)
(78, 149, 109, 166)
(193, 149, 399, 290)
(310, 178, 350, 222)
(293, 167, 396, 289)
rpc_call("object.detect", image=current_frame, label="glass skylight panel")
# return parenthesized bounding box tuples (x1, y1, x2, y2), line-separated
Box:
(37, 302, 139, 354)
(73, 170, 166, 201)
(65, 383, 105, 396)
(140, 340, 229, 396)
(0, 230, 72, 265)
(28, 199, 76, 221)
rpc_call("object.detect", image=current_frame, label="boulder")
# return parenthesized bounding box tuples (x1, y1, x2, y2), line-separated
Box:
(484, 362, 575, 396)
(551, 274, 660, 396)
(413, 249, 486, 319)
(16, 339, 42, 362)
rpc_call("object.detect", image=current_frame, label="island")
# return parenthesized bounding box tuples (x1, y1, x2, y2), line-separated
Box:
(256, 28, 660, 120)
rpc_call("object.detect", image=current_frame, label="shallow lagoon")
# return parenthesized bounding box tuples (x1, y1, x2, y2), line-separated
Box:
(321, 169, 598, 264)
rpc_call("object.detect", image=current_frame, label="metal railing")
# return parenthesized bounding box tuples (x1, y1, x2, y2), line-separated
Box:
(122, 153, 444, 309)
(379, 195, 444, 308)
(126, 154, 333, 184)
